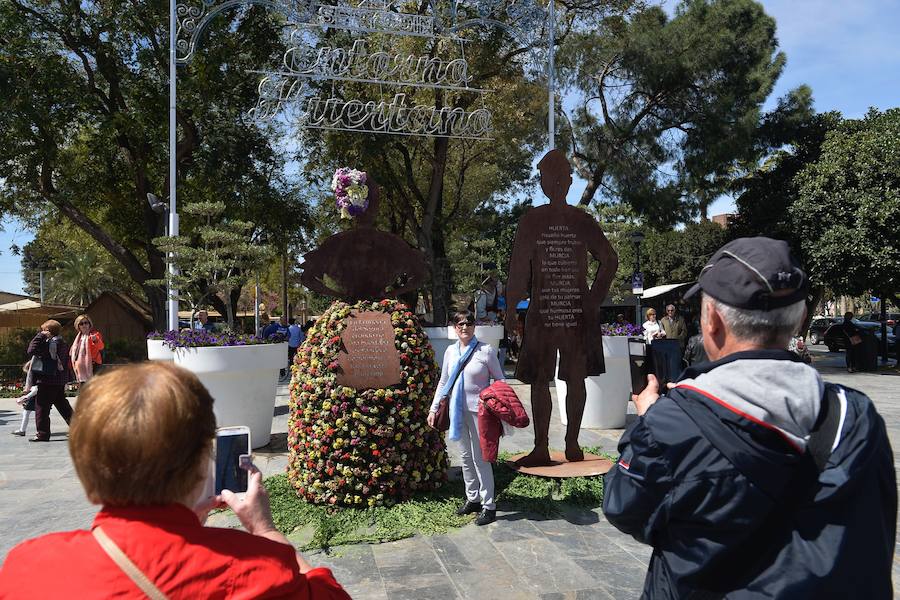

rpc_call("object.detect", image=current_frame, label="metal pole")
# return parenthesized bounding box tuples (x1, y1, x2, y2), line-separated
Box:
(548, 0, 555, 150)
(254, 274, 260, 334)
(167, 0, 180, 331)
(39, 270, 44, 304)
(635, 243, 642, 323)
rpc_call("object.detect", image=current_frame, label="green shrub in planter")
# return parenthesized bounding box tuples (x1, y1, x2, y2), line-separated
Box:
(289, 299, 448, 507)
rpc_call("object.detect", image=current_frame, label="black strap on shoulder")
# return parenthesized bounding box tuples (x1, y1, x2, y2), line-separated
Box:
(806, 384, 842, 472)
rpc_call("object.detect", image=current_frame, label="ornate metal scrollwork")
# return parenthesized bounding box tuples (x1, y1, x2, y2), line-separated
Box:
(176, 0, 314, 63)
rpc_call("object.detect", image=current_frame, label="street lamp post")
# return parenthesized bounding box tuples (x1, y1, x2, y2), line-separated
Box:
(630, 230, 645, 324)
(167, 0, 180, 332)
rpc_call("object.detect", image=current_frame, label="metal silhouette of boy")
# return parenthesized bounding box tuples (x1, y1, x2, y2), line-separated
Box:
(506, 150, 618, 466)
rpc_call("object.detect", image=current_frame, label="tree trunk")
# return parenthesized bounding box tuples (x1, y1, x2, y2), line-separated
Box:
(421, 134, 451, 325)
(578, 164, 606, 206)
(144, 284, 168, 331)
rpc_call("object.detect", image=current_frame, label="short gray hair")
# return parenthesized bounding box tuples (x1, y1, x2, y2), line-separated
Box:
(703, 293, 806, 347)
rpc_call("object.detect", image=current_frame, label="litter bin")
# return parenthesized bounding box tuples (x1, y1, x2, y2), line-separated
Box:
(648, 339, 683, 388)
(857, 330, 878, 372)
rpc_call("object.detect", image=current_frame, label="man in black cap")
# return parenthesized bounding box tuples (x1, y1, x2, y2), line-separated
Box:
(603, 237, 896, 598)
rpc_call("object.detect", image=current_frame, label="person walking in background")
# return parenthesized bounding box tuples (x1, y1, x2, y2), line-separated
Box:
(10, 359, 38, 437)
(642, 308, 665, 345)
(428, 311, 505, 526)
(288, 317, 305, 369)
(70, 314, 104, 386)
(26, 320, 73, 442)
(604, 237, 896, 598)
(660, 304, 687, 348)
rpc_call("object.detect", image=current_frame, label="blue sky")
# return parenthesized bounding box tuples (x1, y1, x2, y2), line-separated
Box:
(1, 0, 897, 295)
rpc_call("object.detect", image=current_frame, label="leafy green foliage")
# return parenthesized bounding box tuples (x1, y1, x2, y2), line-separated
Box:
(0, 1, 306, 327)
(791, 108, 900, 302)
(558, 0, 809, 220)
(151, 201, 271, 328)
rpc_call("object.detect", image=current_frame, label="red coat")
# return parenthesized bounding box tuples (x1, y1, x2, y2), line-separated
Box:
(0, 504, 349, 599)
(478, 381, 530, 463)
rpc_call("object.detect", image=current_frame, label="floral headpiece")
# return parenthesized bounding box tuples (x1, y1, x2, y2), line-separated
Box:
(331, 167, 369, 219)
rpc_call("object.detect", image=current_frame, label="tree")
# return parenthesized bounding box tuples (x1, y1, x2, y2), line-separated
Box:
(791, 108, 900, 306)
(730, 110, 840, 318)
(18, 223, 139, 300)
(0, 1, 304, 328)
(151, 201, 271, 329)
(45, 250, 116, 306)
(558, 0, 806, 220)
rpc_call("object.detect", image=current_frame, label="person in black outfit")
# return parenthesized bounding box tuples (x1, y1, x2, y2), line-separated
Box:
(842, 311, 861, 372)
(683, 332, 708, 366)
(26, 319, 73, 442)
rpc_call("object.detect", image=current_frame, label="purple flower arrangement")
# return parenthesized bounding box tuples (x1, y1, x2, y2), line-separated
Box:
(601, 322, 643, 337)
(147, 329, 286, 349)
(331, 167, 369, 219)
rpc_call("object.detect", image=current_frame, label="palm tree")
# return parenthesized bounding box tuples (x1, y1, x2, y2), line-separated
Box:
(46, 250, 115, 306)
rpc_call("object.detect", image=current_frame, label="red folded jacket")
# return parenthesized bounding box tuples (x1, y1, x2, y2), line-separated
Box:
(477, 381, 530, 463)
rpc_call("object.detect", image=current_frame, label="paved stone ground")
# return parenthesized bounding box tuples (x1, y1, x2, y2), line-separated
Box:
(1, 348, 897, 598)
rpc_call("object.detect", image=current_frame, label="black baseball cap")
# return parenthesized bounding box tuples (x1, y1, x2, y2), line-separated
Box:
(684, 237, 808, 310)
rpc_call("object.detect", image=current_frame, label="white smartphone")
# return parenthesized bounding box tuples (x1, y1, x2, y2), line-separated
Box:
(215, 426, 251, 496)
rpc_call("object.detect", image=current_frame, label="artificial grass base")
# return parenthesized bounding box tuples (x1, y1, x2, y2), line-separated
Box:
(263, 447, 612, 551)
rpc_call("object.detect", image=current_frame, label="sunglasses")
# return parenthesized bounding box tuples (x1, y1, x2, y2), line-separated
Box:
(79, 322, 91, 326)
(455, 321, 474, 327)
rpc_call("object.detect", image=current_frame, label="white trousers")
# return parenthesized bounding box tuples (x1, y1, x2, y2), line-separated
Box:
(19, 410, 32, 433)
(457, 409, 495, 510)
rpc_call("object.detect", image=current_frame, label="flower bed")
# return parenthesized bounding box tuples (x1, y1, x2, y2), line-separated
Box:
(147, 329, 285, 348)
(288, 299, 448, 507)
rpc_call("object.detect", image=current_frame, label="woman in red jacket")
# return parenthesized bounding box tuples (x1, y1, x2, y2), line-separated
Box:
(0, 362, 350, 599)
(70, 314, 104, 385)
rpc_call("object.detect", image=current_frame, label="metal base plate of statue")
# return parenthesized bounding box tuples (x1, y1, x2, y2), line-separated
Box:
(505, 150, 619, 467)
(506, 451, 613, 478)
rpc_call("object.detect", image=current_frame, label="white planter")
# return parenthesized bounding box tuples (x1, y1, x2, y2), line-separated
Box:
(423, 325, 505, 367)
(173, 343, 288, 449)
(146, 339, 175, 362)
(556, 336, 632, 429)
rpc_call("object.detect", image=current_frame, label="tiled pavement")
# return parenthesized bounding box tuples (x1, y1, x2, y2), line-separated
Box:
(1, 348, 898, 598)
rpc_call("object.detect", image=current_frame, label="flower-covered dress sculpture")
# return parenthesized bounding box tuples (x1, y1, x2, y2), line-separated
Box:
(291, 171, 446, 507)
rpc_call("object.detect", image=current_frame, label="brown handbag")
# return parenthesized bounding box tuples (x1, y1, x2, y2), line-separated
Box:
(433, 344, 477, 431)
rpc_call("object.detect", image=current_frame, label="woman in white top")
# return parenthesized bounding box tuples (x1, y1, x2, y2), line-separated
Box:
(643, 308, 666, 345)
(428, 310, 504, 526)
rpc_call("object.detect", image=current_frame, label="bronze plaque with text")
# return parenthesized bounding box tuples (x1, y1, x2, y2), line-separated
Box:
(336, 310, 402, 389)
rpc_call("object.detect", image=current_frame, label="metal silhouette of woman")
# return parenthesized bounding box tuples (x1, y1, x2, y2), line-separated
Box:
(300, 182, 426, 302)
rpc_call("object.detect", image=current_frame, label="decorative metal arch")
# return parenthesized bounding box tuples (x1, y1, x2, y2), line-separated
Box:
(176, 0, 313, 63)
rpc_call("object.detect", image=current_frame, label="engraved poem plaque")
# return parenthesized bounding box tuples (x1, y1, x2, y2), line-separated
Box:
(336, 310, 402, 389)
(536, 224, 584, 330)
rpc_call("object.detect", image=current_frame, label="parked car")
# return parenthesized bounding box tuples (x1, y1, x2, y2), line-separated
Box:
(807, 316, 843, 345)
(823, 320, 897, 353)
(862, 312, 899, 327)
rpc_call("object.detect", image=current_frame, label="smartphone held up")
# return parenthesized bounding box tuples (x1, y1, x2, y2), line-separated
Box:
(215, 426, 251, 496)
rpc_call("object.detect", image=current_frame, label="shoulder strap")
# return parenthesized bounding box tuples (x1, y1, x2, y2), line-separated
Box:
(445, 342, 477, 395)
(93, 526, 168, 600)
(807, 384, 844, 472)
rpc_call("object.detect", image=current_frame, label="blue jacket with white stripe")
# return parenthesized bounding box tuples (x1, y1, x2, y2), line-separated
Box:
(603, 349, 896, 599)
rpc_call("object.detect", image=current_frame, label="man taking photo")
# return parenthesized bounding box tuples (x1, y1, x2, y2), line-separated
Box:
(603, 237, 896, 598)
